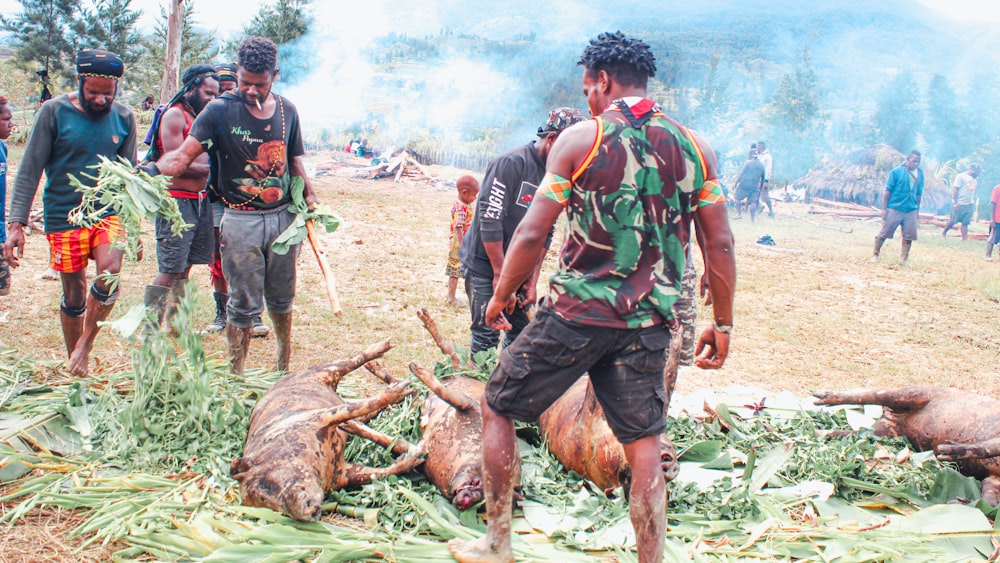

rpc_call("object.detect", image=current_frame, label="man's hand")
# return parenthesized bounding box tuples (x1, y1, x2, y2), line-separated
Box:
(134, 162, 161, 177)
(694, 326, 730, 369)
(517, 281, 537, 309)
(3, 223, 26, 268)
(305, 193, 320, 212)
(485, 293, 516, 331)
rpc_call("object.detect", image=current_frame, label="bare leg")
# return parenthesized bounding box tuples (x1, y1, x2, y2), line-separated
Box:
(67, 244, 122, 376)
(448, 398, 516, 563)
(58, 270, 88, 357)
(228, 324, 253, 375)
(900, 239, 912, 265)
(872, 236, 885, 259)
(623, 435, 667, 563)
(270, 311, 293, 372)
(68, 293, 115, 376)
(960, 223, 969, 241)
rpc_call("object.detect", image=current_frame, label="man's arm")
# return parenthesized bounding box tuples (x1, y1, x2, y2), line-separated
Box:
(155, 135, 205, 177)
(692, 202, 735, 369)
(4, 104, 56, 265)
(290, 155, 318, 210)
(160, 108, 209, 178)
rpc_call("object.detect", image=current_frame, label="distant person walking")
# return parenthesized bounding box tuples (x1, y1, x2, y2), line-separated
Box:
(942, 162, 982, 240)
(986, 183, 1000, 260)
(872, 150, 924, 266)
(733, 146, 765, 222)
(4, 49, 137, 375)
(757, 140, 774, 217)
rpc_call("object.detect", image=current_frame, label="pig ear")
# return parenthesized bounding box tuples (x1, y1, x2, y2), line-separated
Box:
(231, 456, 251, 478)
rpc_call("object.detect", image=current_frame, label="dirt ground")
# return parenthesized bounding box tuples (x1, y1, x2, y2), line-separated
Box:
(1, 151, 999, 560)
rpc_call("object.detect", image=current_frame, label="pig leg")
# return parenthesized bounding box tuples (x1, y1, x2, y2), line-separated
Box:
(936, 436, 1000, 461)
(316, 339, 394, 389)
(409, 362, 475, 410)
(982, 476, 1000, 507)
(314, 381, 414, 428)
(342, 420, 415, 456)
(334, 448, 425, 488)
(813, 388, 933, 411)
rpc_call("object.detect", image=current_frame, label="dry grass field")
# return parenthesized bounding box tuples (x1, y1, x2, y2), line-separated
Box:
(1, 151, 999, 561)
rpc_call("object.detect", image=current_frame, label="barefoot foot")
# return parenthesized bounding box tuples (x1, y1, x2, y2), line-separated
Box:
(67, 345, 91, 376)
(447, 537, 514, 563)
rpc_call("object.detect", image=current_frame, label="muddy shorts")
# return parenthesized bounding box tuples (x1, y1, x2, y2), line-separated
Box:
(46, 216, 122, 273)
(485, 305, 671, 444)
(219, 204, 299, 327)
(949, 203, 975, 226)
(734, 185, 759, 203)
(877, 208, 919, 241)
(155, 197, 214, 273)
(0, 256, 9, 296)
(211, 201, 225, 229)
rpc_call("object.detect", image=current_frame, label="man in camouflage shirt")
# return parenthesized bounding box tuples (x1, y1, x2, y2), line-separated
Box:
(450, 32, 736, 563)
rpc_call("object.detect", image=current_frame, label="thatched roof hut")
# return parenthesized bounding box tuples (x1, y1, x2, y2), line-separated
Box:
(793, 145, 950, 213)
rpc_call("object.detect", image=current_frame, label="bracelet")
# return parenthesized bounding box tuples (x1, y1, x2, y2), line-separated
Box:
(714, 323, 733, 334)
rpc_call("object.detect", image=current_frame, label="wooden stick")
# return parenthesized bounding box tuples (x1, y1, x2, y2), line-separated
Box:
(306, 218, 342, 316)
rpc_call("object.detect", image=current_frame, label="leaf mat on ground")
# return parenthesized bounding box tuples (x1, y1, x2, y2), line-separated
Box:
(2, 328, 999, 561)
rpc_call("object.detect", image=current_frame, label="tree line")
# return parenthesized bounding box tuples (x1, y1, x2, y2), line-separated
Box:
(0, 0, 313, 108)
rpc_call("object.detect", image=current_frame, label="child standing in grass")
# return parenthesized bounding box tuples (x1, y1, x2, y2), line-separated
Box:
(0, 95, 13, 301)
(447, 175, 478, 307)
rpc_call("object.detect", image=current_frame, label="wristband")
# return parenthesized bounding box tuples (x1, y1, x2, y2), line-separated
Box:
(713, 323, 733, 334)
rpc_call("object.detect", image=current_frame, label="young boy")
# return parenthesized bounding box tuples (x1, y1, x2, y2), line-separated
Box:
(0, 95, 13, 299)
(447, 175, 478, 307)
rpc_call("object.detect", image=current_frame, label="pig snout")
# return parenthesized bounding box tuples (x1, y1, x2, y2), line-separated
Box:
(284, 480, 325, 522)
(452, 477, 483, 511)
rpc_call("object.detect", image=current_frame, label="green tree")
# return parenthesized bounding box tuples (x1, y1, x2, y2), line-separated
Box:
(761, 49, 820, 135)
(242, 0, 312, 45)
(80, 0, 144, 67)
(0, 0, 82, 86)
(870, 71, 921, 152)
(924, 74, 963, 161)
(687, 53, 732, 133)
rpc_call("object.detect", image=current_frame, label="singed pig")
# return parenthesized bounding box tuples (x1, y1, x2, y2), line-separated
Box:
(814, 386, 1000, 505)
(409, 362, 520, 510)
(537, 333, 682, 497)
(231, 340, 424, 521)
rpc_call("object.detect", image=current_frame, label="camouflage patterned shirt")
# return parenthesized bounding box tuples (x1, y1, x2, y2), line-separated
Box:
(537, 97, 724, 329)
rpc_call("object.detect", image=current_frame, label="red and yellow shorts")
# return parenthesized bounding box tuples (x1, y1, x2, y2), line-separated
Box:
(46, 216, 123, 273)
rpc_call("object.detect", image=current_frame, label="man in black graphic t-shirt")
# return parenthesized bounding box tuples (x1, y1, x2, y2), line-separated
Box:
(146, 37, 318, 375)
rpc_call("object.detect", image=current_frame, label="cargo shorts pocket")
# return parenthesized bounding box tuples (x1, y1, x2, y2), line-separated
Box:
(619, 327, 671, 373)
(528, 313, 593, 368)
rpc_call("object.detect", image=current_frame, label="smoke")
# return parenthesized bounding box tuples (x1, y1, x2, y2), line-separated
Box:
(265, 0, 1000, 182)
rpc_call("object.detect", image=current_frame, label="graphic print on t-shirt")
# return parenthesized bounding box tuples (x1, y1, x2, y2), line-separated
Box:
(516, 180, 539, 208)
(232, 139, 288, 204)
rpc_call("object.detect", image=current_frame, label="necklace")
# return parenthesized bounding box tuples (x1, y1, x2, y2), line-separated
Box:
(220, 94, 287, 209)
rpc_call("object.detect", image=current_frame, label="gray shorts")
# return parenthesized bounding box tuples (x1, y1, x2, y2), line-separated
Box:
(155, 196, 215, 273)
(877, 208, 919, 241)
(219, 204, 300, 327)
(485, 305, 671, 444)
(950, 203, 975, 226)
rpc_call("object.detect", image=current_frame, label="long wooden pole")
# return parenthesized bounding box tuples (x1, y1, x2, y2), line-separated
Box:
(306, 219, 342, 316)
(159, 0, 184, 103)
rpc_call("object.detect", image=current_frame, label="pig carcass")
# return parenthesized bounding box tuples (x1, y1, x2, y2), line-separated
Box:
(409, 362, 520, 510)
(231, 340, 424, 521)
(814, 386, 1000, 505)
(537, 332, 682, 497)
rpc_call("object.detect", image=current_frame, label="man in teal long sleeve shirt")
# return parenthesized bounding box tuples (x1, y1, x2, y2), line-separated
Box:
(3, 49, 136, 376)
(872, 150, 923, 266)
